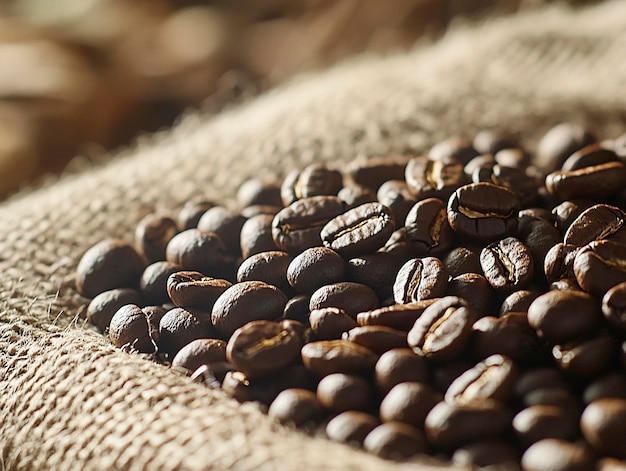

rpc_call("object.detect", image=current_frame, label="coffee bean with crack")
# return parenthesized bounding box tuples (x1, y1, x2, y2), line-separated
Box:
(574, 239, 626, 297)
(393, 257, 448, 304)
(480, 237, 534, 294)
(564, 204, 626, 247)
(405, 198, 454, 256)
(405, 156, 469, 201)
(546, 160, 626, 201)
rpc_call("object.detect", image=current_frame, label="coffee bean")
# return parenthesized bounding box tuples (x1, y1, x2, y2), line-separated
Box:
(516, 214, 561, 278)
(363, 422, 428, 461)
(268, 389, 325, 428)
(272, 196, 345, 254)
(309, 307, 357, 340)
(282, 294, 311, 324)
(239, 214, 280, 259)
(480, 237, 534, 294)
(441, 246, 483, 277)
(356, 300, 438, 332)
(521, 439, 595, 471)
(158, 307, 213, 357)
(446, 272, 493, 315)
(452, 441, 520, 468)
(549, 278, 582, 292)
(602, 281, 626, 333)
(316, 373, 374, 413)
(165, 229, 231, 277)
(552, 332, 617, 379)
(574, 239, 626, 297)
(280, 164, 343, 205)
(309, 282, 378, 318)
(226, 320, 302, 378)
(581, 398, 626, 459)
(135, 214, 179, 263)
(236, 178, 282, 208)
(404, 198, 454, 256)
(473, 130, 519, 156)
(447, 182, 520, 242)
(376, 180, 417, 226)
(544, 243, 580, 283)
(139, 261, 181, 305)
(430, 136, 479, 165)
(321, 202, 395, 257)
(342, 326, 407, 355)
(287, 247, 345, 295)
(301, 340, 378, 377)
(76, 239, 146, 297)
(514, 368, 568, 399)
(407, 296, 477, 362)
(344, 156, 410, 192)
(546, 161, 626, 201)
(535, 122, 596, 173)
(346, 252, 401, 300)
(393, 257, 448, 304)
(564, 204, 626, 247)
(325, 411, 380, 446)
(197, 206, 246, 257)
(170, 338, 227, 372)
(176, 197, 215, 231)
(480, 164, 541, 207)
(237, 250, 293, 294)
(379, 382, 441, 428)
(109, 304, 156, 353)
(583, 373, 626, 404)
(167, 271, 232, 311)
(552, 199, 595, 235)
(211, 281, 287, 338)
(522, 388, 582, 412)
(496, 148, 531, 169)
(499, 289, 541, 316)
(597, 458, 626, 471)
(405, 155, 468, 201)
(87, 288, 143, 332)
(337, 184, 377, 210)
(513, 405, 580, 448)
(561, 144, 619, 171)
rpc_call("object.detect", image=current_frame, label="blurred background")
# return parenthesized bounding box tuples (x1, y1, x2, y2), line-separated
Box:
(0, 0, 599, 199)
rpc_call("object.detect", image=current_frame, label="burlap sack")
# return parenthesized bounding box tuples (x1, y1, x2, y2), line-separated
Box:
(2, 2, 625, 470)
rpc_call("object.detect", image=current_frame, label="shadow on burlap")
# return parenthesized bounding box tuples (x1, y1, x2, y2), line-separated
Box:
(1, 2, 626, 470)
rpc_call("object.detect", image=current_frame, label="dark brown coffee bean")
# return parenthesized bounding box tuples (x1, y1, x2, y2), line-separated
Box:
(552, 332, 617, 379)
(473, 129, 519, 155)
(374, 349, 430, 395)
(226, 320, 302, 378)
(424, 399, 511, 451)
(316, 373, 374, 413)
(239, 214, 279, 259)
(546, 161, 626, 201)
(445, 354, 518, 404)
(109, 304, 156, 354)
(344, 156, 410, 192)
(87, 288, 143, 332)
(272, 196, 345, 254)
(268, 389, 325, 428)
(499, 289, 541, 316)
(496, 148, 531, 169)
(514, 368, 568, 398)
(513, 405, 580, 448)
(430, 136, 479, 165)
(135, 214, 179, 263)
(544, 243, 580, 283)
(482, 164, 542, 207)
(139, 261, 180, 305)
(309, 307, 357, 340)
(602, 281, 626, 333)
(564, 204, 626, 247)
(535, 122, 596, 173)
(583, 373, 626, 404)
(379, 382, 441, 428)
(158, 307, 213, 357)
(521, 439, 596, 471)
(552, 199, 595, 235)
(325, 411, 380, 446)
(170, 338, 227, 372)
(522, 388, 582, 412)
(356, 300, 438, 332)
(480, 237, 534, 294)
(527, 290, 601, 344)
(287, 247, 345, 295)
(301, 340, 378, 377)
(452, 440, 519, 468)
(176, 198, 215, 231)
(321, 202, 395, 257)
(280, 164, 343, 205)
(562, 144, 619, 171)
(337, 184, 377, 210)
(376, 180, 417, 227)
(441, 246, 483, 277)
(282, 294, 311, 324)
(211, 281, 287, 338)
(76, 239, 146, 298)
(407, 296, 477, 362)
(574, 239, 626, 297)
(197, 207, 246, 257)
(447, 182, 520, 242)
(520, 207, 554, 222)
(581, 398, 626, 459)
(236, 251, 293, 294)
(517, 214, 561, 278)
(342, 326, 407, 355)
(405, 156, 468, 200)
(346, 252, 402, 300)
(309, 282, 378, 318)
(393, 257, 448, 304)
(236, 178, 282, 208)
(446, 273, 493, 315)
(221, 370, 277, 405)
(165, 229, 231, 277)
(363, 422, 428, 461)
(404, 198, 454, 256)
(167, 271, 232, 311)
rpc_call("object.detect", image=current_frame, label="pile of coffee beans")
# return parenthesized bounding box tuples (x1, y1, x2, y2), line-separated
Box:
(76, 122, 626, 469)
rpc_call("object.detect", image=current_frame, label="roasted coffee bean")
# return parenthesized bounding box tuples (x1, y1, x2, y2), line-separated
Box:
(527, 290, 601, 344)
(337, 184, 377, 210)
(499, 289, 541, 316)
(321, 202, 395, 257)
(564, 204, 626, 247)
(87, 288, 143, 332)
(363, 422, 428, 461)
(480, 237, 534, 294)
(316, 373, 374, 413)
(309, 307, 357, 340)
(379, 382, 441, 428)
(597, 458, 626, 471)
(376, 180, 417, 227)
(342, 326, 407, 355)
(552, 199, 595, 235)
(197, 206, 246, 257)
(602, 281, 626, 333)
(473, 129, 519, 155)
(356, 300, 438, 332)
(158, 307, 213, 357)
(512, 405, 580, 448)
(514, 368, 568, 399)
(109, 304, 156, 353)
(430, 136, 479, 165)
(170, 338, 227, 372)
(581, 398, 626, 459)
(211, 281, 287, 338)
(544, 243, 580, 283)
(167, 271, 232, 311)
(424, 399, 511, 451)
(464, 153, 495, 178)
(325, 411, 380, 446)
(574, 239, 626, 297)
(562, 144, 619, 171)
(272, 196, 345, 254)
(393, 257, 447, 304)
(407, 296, 477, 362)
(546, 161, 626, 201)
(550, 278, 582, 292)
(521, 439, 596, 471)
(583, 373, 626, 404)
(346, 252, 401, 300)
(405, 155, 468, 200)
(535, 122, 596, 173)
(239, 214, 280, 259)
(374, 349, 430, 395)
(226, 320, 302, 378)
(287, 247, 345, 295)
(344, 156, 410, 192)
(282, 294, 311, 324)
(520, 207, 554, 222)
(496, 148, 531, 168)
(441, 246, 483, 277)
(176, 198, 215, 231)
(139, 261, 180, 305)
(135, 214, 179, 263)
(165, 229, 231, 276)
(221, 370, 279, 405)
(522, 388, 582, 411)
(280, 164, 343, 205)
(482, 164, 541, 207)
(268, 389, 325, 428)
(516, 214, 561, 278)
(236, 178, 282, 208)
(447, 182, 520, 242)
(404, 198, 454, 256)
(236, 251, 293, 294)
(446, 273, 492, 315)
(301, 340, 378, 377)
(309, 282, 378, 318)
(76, 239, 146, 298)
(452, 440, 519, 468)
(552, 332, 617, 379)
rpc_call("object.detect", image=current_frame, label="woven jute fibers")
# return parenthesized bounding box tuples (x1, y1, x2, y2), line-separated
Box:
(2, 2, 626, 470)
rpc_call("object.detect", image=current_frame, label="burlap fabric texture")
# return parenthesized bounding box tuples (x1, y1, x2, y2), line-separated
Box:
(2, 2, 626, 470)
